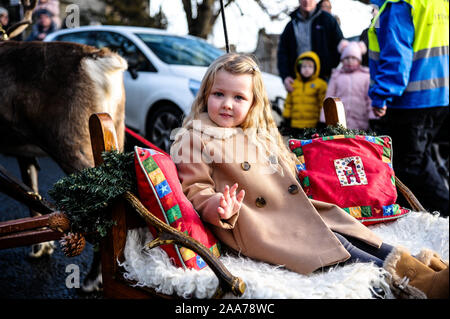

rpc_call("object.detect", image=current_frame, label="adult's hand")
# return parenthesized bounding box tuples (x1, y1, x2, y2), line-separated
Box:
(372, 106, 387, 117)
(284, 77, 295, 93)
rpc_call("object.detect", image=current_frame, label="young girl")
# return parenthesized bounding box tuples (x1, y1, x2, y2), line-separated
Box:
(320, 40, 375, 131)
(170, 53, 448, 299)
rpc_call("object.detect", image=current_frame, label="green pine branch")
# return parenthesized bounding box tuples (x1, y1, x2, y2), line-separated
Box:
(49, 151, 137, 241)
(290, 124, 375, 140)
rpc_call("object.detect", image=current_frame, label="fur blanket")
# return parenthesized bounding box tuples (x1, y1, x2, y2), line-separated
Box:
(119, 212, 448, 299)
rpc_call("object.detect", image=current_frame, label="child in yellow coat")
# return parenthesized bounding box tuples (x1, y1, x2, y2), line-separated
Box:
(281, 51, 327, 136)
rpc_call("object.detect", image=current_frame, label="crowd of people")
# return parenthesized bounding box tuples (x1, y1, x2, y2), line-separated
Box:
(278, 0, 449, 217)
(0, 0, 60, 41)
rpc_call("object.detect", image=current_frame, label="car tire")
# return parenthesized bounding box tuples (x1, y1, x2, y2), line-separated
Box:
(146, 104, 184, 153)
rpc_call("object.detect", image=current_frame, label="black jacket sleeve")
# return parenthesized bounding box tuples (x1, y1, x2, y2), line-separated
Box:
(311, 12, 343, 80)
(277, 21, 296, 81)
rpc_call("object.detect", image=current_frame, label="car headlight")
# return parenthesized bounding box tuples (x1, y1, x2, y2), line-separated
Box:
(188, 79, 201, 97)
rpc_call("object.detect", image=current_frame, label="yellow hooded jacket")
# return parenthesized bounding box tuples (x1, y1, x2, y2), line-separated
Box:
(282, 51, 327, 129)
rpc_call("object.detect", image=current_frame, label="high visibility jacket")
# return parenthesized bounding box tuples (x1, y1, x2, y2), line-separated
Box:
(368, 0, 449, 109)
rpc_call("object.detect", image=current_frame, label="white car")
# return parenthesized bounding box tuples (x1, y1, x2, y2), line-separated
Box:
(45, 26, 286, 151)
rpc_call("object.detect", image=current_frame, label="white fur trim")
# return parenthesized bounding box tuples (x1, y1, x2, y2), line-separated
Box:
(383, 246, 427, 299)
(416, 249, 436, 267)
(416, 248, 449, 268)
(193, 113, 239, 139)
(383, 246, 409, 275)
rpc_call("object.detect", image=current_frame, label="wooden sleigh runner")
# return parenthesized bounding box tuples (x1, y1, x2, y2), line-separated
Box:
(0, 98, 436, 299)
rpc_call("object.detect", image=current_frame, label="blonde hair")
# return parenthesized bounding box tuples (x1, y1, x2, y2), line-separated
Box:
(182, 53, 298, 176)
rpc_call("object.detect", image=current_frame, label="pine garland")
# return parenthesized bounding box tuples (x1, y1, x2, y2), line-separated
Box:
(49, 151, 137, 242)
(286, 124, 376, 140)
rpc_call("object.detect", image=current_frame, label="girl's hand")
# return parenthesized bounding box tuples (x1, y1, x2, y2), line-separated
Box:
(217, 183, 245, 220)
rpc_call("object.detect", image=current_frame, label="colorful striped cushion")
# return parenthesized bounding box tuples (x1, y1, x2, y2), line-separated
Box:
(134, 146, 220, 270)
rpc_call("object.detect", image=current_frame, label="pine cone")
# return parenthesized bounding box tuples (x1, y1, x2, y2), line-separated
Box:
(48, 211, 71, 233)
(60, 232, 86, 257)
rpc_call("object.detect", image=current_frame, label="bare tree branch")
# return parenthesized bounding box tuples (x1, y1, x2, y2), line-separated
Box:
(182, 0, 373, 38)
(182, 0, 193, 27)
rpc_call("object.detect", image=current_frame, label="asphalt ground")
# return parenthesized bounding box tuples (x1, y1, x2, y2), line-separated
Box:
(0, 154, 102, 299)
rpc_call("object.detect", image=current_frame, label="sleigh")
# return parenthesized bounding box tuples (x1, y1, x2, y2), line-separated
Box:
(0, 98, 447, 299)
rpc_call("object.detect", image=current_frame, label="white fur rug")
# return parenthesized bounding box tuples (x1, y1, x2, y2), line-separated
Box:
(119, 212, 448, 299)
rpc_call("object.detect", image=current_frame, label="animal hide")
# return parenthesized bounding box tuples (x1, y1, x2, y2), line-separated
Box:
(120, 212, 448, 299)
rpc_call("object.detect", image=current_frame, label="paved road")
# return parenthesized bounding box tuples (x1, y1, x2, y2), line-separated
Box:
(0, 154, 102, 299)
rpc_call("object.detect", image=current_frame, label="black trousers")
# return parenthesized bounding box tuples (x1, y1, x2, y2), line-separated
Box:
(333, 232, 394, 268)
(377, 106, 449, 216)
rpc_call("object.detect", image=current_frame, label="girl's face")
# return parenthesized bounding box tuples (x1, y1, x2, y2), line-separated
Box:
(342, 56, 360, 70)
(207, 70, 254, 128)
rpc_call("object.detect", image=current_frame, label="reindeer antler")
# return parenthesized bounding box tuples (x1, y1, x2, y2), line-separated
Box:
(4, 0, 38, 40)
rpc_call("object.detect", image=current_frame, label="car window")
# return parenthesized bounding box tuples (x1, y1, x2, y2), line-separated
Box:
(54, 31, 95, 46)
(136, 33, 223, 66)
(94, 31, 156, 72)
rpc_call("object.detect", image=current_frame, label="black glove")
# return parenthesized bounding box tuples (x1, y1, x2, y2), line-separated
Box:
(279, 117, 291, 136)
(281, 117, 290, 128)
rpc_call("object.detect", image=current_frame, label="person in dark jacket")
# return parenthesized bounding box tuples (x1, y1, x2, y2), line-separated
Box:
(26, 8, 56, 41)
(277, 0, 343, 92)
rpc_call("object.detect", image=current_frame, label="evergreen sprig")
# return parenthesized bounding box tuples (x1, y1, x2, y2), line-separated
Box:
(49, 151, 137, 241)
(291, 124, 375, 140)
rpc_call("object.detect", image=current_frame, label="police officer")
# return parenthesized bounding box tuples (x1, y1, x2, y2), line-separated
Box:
(368, 0, 449, 216)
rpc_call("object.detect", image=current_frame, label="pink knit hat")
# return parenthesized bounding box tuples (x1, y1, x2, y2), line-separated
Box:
(338, 40, 367, 61)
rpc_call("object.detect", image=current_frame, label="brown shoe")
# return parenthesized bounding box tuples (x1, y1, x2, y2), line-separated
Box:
(384, 246, 449, 299)
(416, 249, 449, 272)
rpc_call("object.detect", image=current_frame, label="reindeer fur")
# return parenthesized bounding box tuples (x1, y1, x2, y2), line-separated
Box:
(0, 41, 127, 173)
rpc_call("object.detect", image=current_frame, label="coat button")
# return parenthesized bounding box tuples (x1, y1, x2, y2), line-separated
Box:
(288, 184, 299, 194)
(255, 197, 266, 208)
(241, 161, 251, 171)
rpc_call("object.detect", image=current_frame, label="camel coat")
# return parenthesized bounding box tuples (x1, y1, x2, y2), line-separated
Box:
(171, 113, 382, 275)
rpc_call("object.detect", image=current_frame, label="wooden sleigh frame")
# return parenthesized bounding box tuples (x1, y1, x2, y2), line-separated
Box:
(88, 113, 245, 298)
(0, 97, 425, 299)
(0, 113, 246, 299)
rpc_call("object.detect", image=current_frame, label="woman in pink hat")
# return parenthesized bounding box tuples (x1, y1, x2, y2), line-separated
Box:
(321, 40, 375, 131)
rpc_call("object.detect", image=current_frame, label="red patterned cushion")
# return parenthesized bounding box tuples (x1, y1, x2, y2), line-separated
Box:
(134, 146, 220, 270)
(288, 135, 410, 225)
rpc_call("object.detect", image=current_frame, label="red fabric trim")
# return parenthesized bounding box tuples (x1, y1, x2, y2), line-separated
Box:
(125, 127, 169, 156)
